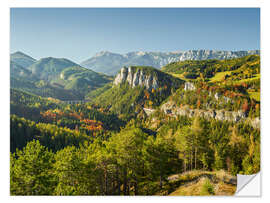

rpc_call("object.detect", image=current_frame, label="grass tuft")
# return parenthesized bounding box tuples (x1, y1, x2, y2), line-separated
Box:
(200, 178, 215, 195)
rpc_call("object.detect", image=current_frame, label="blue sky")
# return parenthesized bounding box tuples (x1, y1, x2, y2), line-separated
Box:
(10, 8, 260, 63)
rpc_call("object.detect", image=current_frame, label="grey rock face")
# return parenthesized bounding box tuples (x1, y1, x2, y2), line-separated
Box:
(203, 110, 216, 120)
(215, 92, 221, 101)
(250, 117, 260, 129)
(232, 111, 246, 122)
(132, 69, 140, 87)
(145, 75, 153, 90)
(215, 110, 226, 120)
(224, 96, 231, 103)
(184, 82, 196, 91)
(113, 67, 128, 85)
(126, 67, 133, 85)
(175, 108, 189, 117)
(138, 71, 145, 86)
(143, 108, 156, 116)
(113, 67, 159, 90)
(160, 101, 259, 128)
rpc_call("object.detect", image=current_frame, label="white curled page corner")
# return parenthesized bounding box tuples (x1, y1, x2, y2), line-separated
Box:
(234, 172, 261, 196)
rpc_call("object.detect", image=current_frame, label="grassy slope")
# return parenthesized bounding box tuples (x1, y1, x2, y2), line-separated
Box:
(233, 74, 260, 102)
(171, 73, 190, 81)
(209, 71, 232, 83)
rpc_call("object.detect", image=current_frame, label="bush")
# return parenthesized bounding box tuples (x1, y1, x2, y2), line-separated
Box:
(200, 178, 215, 195)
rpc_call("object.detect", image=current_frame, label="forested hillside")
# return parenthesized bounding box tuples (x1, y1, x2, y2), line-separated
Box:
(162, 55, 260, 82)
(10, 55, 260, 195)
(10, 52, 113, 100)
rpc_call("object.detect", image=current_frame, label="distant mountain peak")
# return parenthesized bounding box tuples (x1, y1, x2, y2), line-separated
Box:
(135, 51, 146, 56)
(12, 51, 25, 55)
(94, 51, 116, 57)
(11, 51, 36, 60)
(10, 51, 37, 69)
(39, 56, 74, 62)
(81, 49, 260, 76)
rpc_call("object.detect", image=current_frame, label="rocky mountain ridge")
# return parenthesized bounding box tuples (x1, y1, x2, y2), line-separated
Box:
(81, 50, 260, 75)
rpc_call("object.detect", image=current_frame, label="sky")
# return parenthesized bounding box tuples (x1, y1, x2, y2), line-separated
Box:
(10, 8, 260, 63)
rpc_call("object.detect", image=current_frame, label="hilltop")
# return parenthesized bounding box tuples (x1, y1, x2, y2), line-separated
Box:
(27, 57, 79, 80)
(11, 51, 37, 68)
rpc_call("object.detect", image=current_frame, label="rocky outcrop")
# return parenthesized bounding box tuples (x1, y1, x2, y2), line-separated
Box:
(143, 108, 156, 116)
(214, 92, 221, 100)
(184, 82, 196, 91)
(114, 67, 128, 85)
(249, 117, 260, 129)
(160, 101, 259, 128)
(114, 66, 159, 90)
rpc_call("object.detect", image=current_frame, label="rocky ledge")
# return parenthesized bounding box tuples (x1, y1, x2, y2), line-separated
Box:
(160, 101, 260, 129)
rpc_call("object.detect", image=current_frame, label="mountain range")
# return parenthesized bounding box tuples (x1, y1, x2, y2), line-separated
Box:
(80, 50, 260, 75)
(10, 50, 260, 100)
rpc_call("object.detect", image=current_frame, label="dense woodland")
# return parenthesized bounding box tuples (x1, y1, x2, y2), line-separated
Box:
(10, 54, 260, 195)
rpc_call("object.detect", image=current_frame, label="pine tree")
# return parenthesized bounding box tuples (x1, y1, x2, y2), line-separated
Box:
(10, 140, 56, 195)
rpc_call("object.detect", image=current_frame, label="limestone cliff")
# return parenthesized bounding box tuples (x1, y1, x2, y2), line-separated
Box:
(114, 66, 182, 90)
(160, 101, 260, 129)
